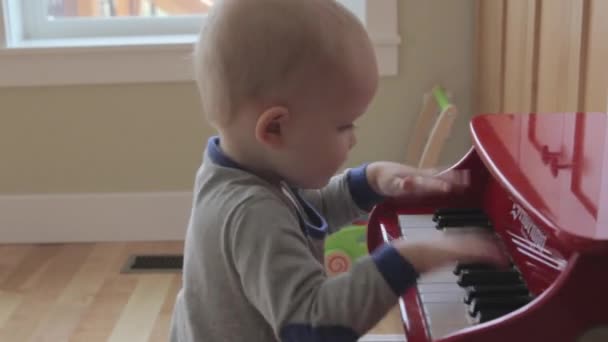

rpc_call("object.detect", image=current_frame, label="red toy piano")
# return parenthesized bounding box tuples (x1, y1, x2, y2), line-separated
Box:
(367, 112, 608, 342)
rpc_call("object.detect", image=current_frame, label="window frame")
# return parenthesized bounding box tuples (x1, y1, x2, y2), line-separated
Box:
(0, 0, 401, 87)
(21, 0, 206, 40)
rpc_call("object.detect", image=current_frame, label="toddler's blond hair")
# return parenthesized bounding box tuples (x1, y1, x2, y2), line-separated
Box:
(194, 0, 371, 128)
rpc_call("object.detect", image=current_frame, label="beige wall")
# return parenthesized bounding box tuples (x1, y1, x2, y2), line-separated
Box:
(0, 0, 475, 195)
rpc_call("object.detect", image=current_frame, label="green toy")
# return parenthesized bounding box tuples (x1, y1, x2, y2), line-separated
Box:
(324, 224, 368, 275)
(432, 85, 451, 112)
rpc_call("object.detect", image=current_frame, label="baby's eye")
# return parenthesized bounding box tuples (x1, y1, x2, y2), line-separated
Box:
(338, 123, 357, 132)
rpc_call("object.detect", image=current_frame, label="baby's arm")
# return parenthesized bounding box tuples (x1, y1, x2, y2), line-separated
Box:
(298, 164, 380, 232)
(228, 196, 507, 341)
(300, 161, 470, 233)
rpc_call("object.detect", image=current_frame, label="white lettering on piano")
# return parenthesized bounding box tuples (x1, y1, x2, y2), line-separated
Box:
(510, 203, 547, 251)
(507, 231, 567, 270)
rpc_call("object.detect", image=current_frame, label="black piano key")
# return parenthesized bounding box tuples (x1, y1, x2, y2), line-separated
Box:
(475, 309, 508, 323)
(453, 262, 499, 275)
(434, 212, 488, 222)
(435, 217, 492, 229)
(433, 208, 486, 221)
(435, 214, 489, 222)
(468, 295, 533, 316)
(464, 284, 529, 304)
(457, 270, 522, 287)
(436, 222, 493, 230)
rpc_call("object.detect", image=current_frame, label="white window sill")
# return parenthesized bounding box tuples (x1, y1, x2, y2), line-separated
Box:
(0, 0, 400, 87)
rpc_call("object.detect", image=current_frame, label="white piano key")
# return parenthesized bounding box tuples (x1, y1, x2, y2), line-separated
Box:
(419, 292, 463, 303)
(400, 228, 440, 241)
(418, 283, 463, 294)
(418, 265, 459, 284)
(399, 214, 435, 229)
(423, 302, 472, 339)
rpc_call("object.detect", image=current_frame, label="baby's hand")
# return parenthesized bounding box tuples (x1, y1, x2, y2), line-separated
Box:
(394, 229, 510, 274)
(366, 161, 470, 199)
(437, 229, 510, 268)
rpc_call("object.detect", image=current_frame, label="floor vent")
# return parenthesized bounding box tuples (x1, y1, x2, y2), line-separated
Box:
(122, 254, 183, 273)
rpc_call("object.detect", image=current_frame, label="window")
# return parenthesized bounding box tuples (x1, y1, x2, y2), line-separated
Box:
(8, 0, 212, 44)
(31, 0, 211, 40)
(0, 0, 400, 86)
(46, 0, 213, 18)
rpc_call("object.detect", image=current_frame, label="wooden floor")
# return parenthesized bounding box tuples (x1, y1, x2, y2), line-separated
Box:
(0, 242, 403, 342)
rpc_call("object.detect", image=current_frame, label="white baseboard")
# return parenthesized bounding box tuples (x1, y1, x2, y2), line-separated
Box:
(0, 192, 192, 243)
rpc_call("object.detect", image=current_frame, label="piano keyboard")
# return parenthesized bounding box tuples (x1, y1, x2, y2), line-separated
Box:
(398, 209, 533, 340)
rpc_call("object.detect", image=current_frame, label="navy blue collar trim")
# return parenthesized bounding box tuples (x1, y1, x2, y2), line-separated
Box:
(289, 189, 328, 239)
(207, 136, 245, 170)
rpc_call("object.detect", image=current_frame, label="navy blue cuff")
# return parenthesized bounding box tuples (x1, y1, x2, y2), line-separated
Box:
(347, 164, 384, 211)
(371, 243, 419, 296)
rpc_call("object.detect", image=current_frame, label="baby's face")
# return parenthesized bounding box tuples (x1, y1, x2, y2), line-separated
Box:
(278, 62, 378, 188)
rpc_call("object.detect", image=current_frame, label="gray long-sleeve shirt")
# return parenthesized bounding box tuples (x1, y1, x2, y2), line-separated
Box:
(169, 137, 418, 342)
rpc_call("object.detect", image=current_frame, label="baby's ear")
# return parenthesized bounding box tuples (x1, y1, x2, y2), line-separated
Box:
(255, 106, 289, 148)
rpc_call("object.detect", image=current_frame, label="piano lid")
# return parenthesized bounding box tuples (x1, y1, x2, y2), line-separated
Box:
(471, 112, 608, 251)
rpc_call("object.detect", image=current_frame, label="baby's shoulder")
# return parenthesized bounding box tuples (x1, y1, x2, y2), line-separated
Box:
(200, 166, 292, 216)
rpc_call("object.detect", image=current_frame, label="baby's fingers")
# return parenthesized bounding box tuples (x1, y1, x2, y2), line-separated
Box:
(437, 169, 471, 188)
(458, 235, 510, 267)
(402, 175, 451, 193)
